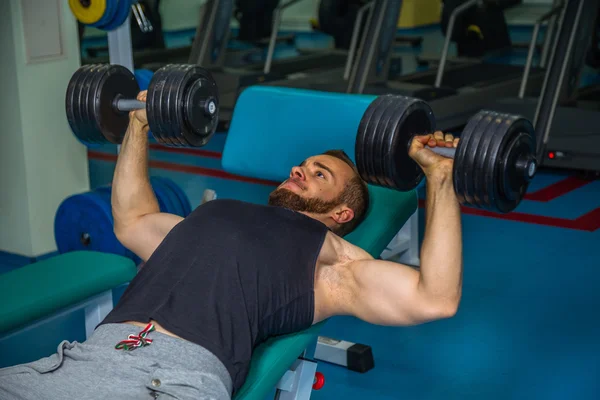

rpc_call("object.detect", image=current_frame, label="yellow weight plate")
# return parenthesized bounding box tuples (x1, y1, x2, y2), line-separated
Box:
(69, 0, 107, 25)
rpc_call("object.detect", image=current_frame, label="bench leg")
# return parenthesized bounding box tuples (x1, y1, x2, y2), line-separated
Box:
(274, 358, 318, 400)
(380, 210, 420, 267)
(84, 290, 114, 339)
(314, 336, 374, 373)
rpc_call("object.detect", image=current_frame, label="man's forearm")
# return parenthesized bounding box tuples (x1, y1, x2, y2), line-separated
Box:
(418, 170, 463, 307)
(112, 119, 159, 232)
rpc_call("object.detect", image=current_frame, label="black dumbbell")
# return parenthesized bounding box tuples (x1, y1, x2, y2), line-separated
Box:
(355, 95, 537, 213)
(65, 63, 219, 147)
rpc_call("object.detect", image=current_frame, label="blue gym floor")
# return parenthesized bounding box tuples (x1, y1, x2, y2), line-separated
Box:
(3, 22, 600, 399)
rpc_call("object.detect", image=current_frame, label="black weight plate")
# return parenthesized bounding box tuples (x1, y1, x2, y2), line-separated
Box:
(463, 112, 497, 207)
(381, 97, 435, 191)
(453, 111, 490, 207)
(367, 96, 398, 187)
(147, 66, 165, 143)
(147, 66, 170, 145)
(375, 97, 405, 188)
(451, 109, 480, 205)
(356, 96, 389, 186)
(81, 64, 107, 145)
(155, 64, 185, 146)
(169, 65, 190, 146)
(479, 113, 511, 211)
(157, 66, 178, 145)
(179, 66, 220, 147)
(355, 97, 377, 183)
(367, 96, 397, 187)
(183, 71, 219, 146)
(487, 115, 535, 213)
(471, 112, 499, 208)
(157, 67, 178, 145)
(93, 64, 140, 144)
(476, 112, 507, 209)
(155, 64, 180, 146)
(73, 65, 94, 145)
(65, 65, 89, 145)
(497, 127, 536, 212)
(163, 65, 185, 146)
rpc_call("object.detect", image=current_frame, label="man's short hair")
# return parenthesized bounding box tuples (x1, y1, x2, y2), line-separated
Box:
(323, 150, 370, 236)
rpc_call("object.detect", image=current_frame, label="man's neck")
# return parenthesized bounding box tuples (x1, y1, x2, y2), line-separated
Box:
(298, 211, 334, 231)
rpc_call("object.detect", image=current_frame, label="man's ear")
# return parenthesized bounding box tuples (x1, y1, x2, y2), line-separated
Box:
(330, 206, 354, 225)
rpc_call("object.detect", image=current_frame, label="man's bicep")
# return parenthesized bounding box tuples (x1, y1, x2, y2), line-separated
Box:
(118, 213, 184, 262)
(347, 259, 440, 326)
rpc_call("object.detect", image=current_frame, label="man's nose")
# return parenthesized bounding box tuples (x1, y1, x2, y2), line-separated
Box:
(291, 166, 305, 180)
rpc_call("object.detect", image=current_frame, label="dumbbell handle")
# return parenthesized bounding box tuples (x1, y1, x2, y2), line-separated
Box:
(114, 98, 146, 112)
(428, 145, 456, 159)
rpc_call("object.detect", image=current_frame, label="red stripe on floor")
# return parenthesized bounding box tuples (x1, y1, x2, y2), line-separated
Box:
(524, 176, 594, 202)
(148, 144, 222, 159)
(418, 199, 600, 232)
(88, 151, 279, 187)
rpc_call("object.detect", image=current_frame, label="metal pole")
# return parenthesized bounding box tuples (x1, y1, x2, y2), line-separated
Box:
(264, 0, 304, 74)
(518, 3, 564, 98)
(434, 0, 478, 88)
(344, 2, 374, 80)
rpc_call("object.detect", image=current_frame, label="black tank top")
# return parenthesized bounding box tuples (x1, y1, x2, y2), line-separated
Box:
(101, 199, 329, 393)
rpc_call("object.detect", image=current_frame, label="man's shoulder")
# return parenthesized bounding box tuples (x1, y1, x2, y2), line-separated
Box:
(319, 231, 373, 267)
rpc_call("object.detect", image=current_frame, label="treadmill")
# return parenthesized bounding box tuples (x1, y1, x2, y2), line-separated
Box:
(347, 0, 554, 131)
(260, 0, 398, 93)
(483, 0, 600, 173)
(183, 0, 376, 125)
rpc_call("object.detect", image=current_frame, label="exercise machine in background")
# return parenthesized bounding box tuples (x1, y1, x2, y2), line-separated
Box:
(346, 0, 551, 131)
(486, 0, 600, 174)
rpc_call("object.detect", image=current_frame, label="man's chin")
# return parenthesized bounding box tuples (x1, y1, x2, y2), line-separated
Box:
(268, 187, 339, 215)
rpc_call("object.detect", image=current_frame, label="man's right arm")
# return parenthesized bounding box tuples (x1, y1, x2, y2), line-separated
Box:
(112, 99, 183, 262)
(336, 132, 463, 326)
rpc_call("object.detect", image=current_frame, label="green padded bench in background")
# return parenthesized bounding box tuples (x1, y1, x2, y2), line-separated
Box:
(0, 251, 136, 368)
(222, 85, 419, 400)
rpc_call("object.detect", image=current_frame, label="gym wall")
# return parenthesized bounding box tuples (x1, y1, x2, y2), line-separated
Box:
(0, 0, 89, 257)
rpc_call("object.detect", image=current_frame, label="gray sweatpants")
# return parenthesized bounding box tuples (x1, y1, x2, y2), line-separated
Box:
(0, 323, 233, 400)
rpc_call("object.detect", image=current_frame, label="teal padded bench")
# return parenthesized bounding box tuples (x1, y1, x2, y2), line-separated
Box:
(221, 86, 419, 400)
(0, 251, 137, 367)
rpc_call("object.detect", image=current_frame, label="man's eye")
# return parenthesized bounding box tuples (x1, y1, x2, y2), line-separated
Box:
(316, 171, 325, 178)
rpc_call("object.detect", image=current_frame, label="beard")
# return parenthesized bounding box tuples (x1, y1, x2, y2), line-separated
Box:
(268, 187, 341, 214)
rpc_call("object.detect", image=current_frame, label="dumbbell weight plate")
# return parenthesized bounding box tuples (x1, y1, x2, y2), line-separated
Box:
(497, 130, 535, 212)
(376, 97, 405, 188)
(382, 97, 434, 190)
(366, 96, 396, 187)
(147, 66, 171, 145)
(453, 110, 490, 207)
(66, 66, 89, 145)
(81, 65, 107, 145)
(158, 64, 182, 146)
(477, 112, 507, 209)
(94, 64, 140, 144)
(356, 94, 435, 191)
(458, 110, 536, 213)
(169, 65, 191, 146)
(179, 66, 219, 147)
(371, 96, 407, 187)
(470, 111, 498, 208)
(487, 114, 535, 213)
(356, 96, 387, 186)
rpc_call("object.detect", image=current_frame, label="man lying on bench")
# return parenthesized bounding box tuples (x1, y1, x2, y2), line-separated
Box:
(0, 91, 463, 400)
